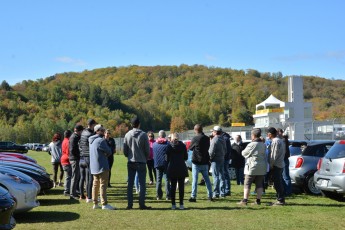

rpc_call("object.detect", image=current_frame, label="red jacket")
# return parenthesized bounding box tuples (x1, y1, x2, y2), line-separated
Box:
(61, 137, 70, 166)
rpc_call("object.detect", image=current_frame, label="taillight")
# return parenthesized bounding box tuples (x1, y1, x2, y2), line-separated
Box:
(317, 158, 322, 171)
(343, 162, 345, 173)
(295, 157, 304, 168)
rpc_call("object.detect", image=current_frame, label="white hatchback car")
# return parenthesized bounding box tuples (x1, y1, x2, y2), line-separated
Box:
(314, 140, 345, 201)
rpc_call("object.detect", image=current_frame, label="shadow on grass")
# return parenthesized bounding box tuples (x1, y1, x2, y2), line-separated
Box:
(39, 198, 80, 206)
(285, 202, 345, 207)
(40, 189, 64, 196)
(14, 211, 80, 223)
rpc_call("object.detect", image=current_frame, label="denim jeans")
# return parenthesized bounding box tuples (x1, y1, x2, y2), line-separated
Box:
(191, 163, 213, 199)
(235, 167, 244, 185)
(223, 160, 231, 194)
(70, 160, 80, 197)
(282, 159, 292, 196)
(273, 166, 285, 202)
(62, 164, 72, 195)
(92, 170, 109, 205)
(211, 161, 225, 197)
(127, 162, 147, 208)
(156, 166, 170, 199)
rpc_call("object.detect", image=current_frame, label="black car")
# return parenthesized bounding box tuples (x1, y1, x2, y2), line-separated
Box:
(0, 141, 28, 154)
(0, 186, 16, 229)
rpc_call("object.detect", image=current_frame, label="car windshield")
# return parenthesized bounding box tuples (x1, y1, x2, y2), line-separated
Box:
(325, 143, 345, 159)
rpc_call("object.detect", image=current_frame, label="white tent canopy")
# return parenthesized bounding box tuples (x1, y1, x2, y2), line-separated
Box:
(256, 94, 285, 110)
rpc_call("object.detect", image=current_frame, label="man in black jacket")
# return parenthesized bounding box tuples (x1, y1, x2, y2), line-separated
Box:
(188, 124, 213, 202)
(79, 118, 97, 202)
(222, 131, 232, 196)
(69, 124, 83, 200)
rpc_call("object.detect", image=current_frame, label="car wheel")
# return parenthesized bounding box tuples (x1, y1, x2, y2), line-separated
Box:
(321, 190, 345, 202)
(303, 174, 321, 195)
(228, 167, 236, 180)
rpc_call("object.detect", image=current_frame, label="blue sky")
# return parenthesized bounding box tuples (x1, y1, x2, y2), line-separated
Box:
(1, 0, 345, 85)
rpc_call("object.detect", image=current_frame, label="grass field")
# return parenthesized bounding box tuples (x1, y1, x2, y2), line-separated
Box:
(13, 151, 345, 230)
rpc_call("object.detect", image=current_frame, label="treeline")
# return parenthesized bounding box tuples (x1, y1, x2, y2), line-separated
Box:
(1, 65, 345, 144)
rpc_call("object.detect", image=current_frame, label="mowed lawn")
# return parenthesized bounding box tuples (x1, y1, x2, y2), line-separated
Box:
(13, 151, 345, 230)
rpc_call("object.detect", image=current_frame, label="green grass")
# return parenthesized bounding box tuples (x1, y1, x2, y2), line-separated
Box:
(13, 151, 345, 230)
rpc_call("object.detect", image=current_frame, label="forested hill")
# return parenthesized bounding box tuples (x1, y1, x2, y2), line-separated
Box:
(1, 65, 345, 143)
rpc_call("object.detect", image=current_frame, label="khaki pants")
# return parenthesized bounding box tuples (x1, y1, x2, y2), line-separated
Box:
(92, 170, 109, 205)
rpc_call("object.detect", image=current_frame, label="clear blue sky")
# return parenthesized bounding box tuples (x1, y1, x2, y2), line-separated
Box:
(1, 0, 345, 85)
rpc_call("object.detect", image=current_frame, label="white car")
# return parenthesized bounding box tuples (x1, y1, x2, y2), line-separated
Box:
(0, 168, 40, 213)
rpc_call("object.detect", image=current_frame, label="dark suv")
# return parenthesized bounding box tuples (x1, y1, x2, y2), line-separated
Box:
(0, 141, 28, 153)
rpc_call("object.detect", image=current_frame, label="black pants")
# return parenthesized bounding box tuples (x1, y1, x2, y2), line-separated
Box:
(147, 159, 156, 182)
(272, 166, 285, 202)
(170, 178, 185, 205)
(108, 156, 114, 185)
(52, 162, 64, 183)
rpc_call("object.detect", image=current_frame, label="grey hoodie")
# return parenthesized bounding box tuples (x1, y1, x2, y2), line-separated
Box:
(209, 135, 226, 162)
(123, 128, 150, 163)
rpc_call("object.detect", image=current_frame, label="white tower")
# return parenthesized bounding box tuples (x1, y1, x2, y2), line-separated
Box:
(284, 76, 312, 140)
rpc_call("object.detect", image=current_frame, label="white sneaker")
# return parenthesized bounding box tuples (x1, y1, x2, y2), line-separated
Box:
(93, 204, 101, 209)
(179, 205, 185, 210)
(102, 204, 116, 210)
(86, 198, 92, 203)
(171, 205, 176, 210)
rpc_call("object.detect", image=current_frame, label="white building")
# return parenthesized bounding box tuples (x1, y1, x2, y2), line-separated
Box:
(253, 76, 313, 140)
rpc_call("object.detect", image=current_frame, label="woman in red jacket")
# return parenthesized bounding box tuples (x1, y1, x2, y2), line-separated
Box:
(61, 130, 72, 196)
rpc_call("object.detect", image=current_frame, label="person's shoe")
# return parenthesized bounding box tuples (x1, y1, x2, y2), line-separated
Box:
(208, 197, 215, 202)
(86, 198, 93, 203)
(166, 197, 171, 201)
(250, 191, 257, 195)
(224, 192, 231, 196)
(102, 204, 116, 210)
(63, 192, 70, 196)
(237, 199, 248, 206)
(126, 206, 133, 210)
(179, 205, 184, 210)
(188, 197, 196, 202)
(149, 181, 153, 185)
(171, 205, 176, 210)
(156, 196, 162, 200)
(53, 182, 57, 188)
(108, 184, 112, 188)
(70, 195, 79, 200)
(79, 195, 86, 200)
(212, 195, 219, 199)
(272, 201, 286, 206)
(93, 204, 101, 209)
(139, 205, 152, 210)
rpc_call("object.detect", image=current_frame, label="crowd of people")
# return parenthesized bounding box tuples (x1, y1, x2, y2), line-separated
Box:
(47, 115, 291, 210)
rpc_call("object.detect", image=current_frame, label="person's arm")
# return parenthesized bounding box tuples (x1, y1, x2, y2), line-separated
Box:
(270, 140, 277, 167)
(123, 135, 129, 157)
(100, 139, 112, 157)
(242, 143, 255, 159)
(182, 143, 188, 161)
(189, 137, 196, 151)
(209, 139, 216, 159)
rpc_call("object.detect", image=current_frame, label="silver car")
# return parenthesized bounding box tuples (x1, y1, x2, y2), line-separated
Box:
(289, 140, 335, 195)
(314, 140, 345, 201)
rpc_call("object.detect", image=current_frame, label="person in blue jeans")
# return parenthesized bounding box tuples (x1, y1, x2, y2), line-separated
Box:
(153, 130, 170, 200)
(188, 124, 213, 202)
(221, 131, 232, 196)
(277, 128, 292, 196)
(123, 116, 151, 210)
(209, 126, 226, 198)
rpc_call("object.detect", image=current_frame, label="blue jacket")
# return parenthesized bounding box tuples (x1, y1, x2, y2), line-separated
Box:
(153, 139, 169, 168)
(89, 134, 112, 175)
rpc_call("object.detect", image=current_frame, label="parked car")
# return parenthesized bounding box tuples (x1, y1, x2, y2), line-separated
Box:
(289, 140, 335, 195)
(0, 186, 16, 229)
(42, 144, 49, 152)
(0, 152, 37, 163)
(0, 161, 53, 193)
(0, 170, 40, 213)
(34, 144, 44, 151)
(314, 140, 345, 201)
(0, 141, 28, 154)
